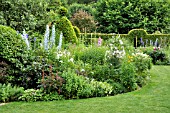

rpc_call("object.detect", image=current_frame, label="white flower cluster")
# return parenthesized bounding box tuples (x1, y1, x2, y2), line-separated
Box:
(55, 50, 74, 63)
(132, 52, 150, 59)
(90, 79, 113, 95)
(106, 35, 126, 59)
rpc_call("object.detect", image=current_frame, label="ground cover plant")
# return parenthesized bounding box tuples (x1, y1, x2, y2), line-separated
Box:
(0, 66, 169, 113)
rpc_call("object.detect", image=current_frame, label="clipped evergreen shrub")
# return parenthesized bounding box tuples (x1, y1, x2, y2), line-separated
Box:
(56, 16, 78, 44)
(0, 25, 27, 68)
(128, 29, 148, 39)
(73, 26, 80, 38)
(58, 6, 68, 16)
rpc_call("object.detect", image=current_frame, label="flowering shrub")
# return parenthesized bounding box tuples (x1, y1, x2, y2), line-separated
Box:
(132, 52, 152, 72)
(130, 52, 152, 87)
(90, 79, 113, 97)
(105, 36, 125, 67)
(138, 46, 170, 65)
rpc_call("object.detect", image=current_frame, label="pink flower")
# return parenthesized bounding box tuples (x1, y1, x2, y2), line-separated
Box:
(98, 37, 102, 46)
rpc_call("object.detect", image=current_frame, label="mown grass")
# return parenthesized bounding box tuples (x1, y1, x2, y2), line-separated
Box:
(0, 66, 170, 113)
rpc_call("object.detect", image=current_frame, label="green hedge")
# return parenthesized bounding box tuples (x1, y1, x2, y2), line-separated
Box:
(80, 29, 170, 46)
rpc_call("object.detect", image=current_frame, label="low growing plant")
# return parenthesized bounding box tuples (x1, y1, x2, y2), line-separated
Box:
(0, 83, 24, 102)
(61, 69, 94, 99)
(18, 89, 43, 102)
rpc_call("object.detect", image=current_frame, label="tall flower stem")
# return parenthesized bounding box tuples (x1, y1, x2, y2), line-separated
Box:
(58, 32, 63, 51)
(50, 24, 56, 48)
(21, 29, 30, 50)
(44, 25, 50, 51)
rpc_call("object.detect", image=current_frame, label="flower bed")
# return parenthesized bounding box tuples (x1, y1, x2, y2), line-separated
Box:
(0, 25, 153, 102)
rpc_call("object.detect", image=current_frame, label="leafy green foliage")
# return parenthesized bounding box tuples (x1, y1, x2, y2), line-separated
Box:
(66, 0, 97, 5)
(0, 25, 28, 84)
(41, 92, 64, 101)
(68, 3, 96, 17)
(119, 59, 137, 92)
(61, 69, 94, 99)
(0, 83, 24, 102)
(18, 89, 43, 102)
(61, 69, 113, 99)
(90, 79, 113, 97)
(0, 0, 49, 33)
(38, 65, 64, 94)
(130, 52, 152, 86)
(18, 89, 64, 102)
(75, 46, 107, 66)
(0, 60, 11, 84)
(95, 0, 170, 33)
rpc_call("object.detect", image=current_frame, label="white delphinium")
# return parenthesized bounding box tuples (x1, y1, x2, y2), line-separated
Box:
(154, 38, 158, 47)
(21, 29, 30, 50)
(150, 40, 153, 46)
(58, 32, 63, 51)
(44, 25, 50, 51)
(50, 24, 56, 48)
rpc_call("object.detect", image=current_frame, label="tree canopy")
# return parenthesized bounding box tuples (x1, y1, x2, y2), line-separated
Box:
(95, 0, 170, 34)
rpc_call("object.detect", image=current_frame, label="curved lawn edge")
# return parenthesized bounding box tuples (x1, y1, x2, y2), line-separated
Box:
(0, 66, 170, 113)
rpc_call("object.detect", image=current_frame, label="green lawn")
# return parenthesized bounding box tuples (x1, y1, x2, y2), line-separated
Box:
(0, 66, 170, 113)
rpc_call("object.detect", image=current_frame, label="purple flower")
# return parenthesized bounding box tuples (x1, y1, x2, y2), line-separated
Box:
(26, 34, 29, 39)
(98, 37, 102, 46)
(34, 37, 36, 41)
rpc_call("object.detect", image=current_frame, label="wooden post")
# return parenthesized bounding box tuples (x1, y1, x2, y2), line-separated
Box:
(136, 36, 137, 48)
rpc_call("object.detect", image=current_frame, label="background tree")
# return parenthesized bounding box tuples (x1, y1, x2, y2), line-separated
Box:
(70, 10, 96, 33)
(66, 0, 98, 5)
(0, 0, 49, 33)
(68, 3, 96, 18)
(95, 0, 170, 34)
